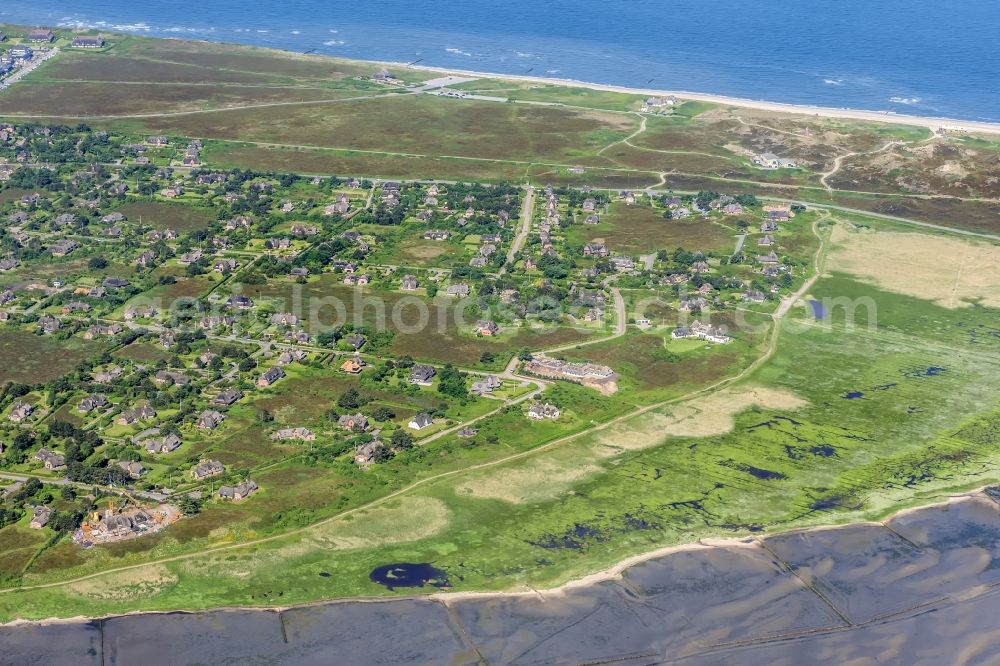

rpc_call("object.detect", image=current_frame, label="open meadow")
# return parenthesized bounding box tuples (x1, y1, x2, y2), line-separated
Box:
(1, 28, 1000, 625)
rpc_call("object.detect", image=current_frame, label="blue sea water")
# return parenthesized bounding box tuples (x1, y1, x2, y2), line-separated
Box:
(2, 0, 999, 121)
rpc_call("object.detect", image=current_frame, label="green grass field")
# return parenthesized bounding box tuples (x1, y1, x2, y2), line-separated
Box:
(566, 202, 737, 255)
(1, 29, 1000, 623)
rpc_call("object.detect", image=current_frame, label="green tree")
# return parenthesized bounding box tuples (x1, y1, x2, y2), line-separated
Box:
(390, 430, 414, 450)
(337, 388, 361, 410)
(437, 364, 468, 400)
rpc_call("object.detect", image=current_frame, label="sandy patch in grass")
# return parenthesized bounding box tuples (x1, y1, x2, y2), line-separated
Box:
(67, 565, 178, 601)
(589, 387, 805, 457)
(455, 458, 604, 504)
(828, 224, 1000, 308)
(309, 496, 450, 550)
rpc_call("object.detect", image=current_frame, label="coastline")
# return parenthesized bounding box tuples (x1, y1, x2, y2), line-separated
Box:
(2, 484, 988, 628)
(4, 23, 1000, 135)
(382, 60, 1000, 135)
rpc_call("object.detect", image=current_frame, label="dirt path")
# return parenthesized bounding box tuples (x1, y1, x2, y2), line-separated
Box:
(502, 184, 533, 272)
(0, 184, 829, 598)
(820, 139, 904, 192)
(597, 113, 646, 156)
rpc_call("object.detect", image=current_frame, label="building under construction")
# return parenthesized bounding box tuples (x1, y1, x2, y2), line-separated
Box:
(73, 500, 181, 548)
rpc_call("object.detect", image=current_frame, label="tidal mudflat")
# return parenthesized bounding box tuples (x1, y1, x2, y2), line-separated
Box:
(5, 490, 1000, 665)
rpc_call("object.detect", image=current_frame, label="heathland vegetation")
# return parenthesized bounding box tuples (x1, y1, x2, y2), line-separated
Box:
(0, 24, 997, 622)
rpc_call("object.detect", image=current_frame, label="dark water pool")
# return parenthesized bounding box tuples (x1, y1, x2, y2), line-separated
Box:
(369, 563, 449, 591)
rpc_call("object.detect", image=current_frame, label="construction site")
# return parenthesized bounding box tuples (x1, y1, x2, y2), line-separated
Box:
(73, 499, 181, 548)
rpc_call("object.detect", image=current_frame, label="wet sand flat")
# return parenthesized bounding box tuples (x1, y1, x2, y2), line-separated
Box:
(7, 491, 1000, 665)
(0, 621, 102, 666)
(763, 524, 945, 623)
(684, 586, 1000, 666)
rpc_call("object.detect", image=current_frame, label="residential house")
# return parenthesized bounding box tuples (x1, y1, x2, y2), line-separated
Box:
(291, 224, 318, 237)
(757, 250, 780, 265)
(177, 249, 203, 265)
(117, 461, 146, 479)
(446, 284, 470, 298)
(611, 256, 636, 272)
(672, 320, 731, 344)
(338, 413, 369, 432)
(270, 312, 298, 327)
(226, 295, 254, 309)
(408, 412, 433, 430)
(78, 394, 109, 414)
(583, 243, 609, 257)
(71, 35, 106, 48)
(158, 330, 176, 348)
(153, 370, 190, 386)
(191, 460, 225, 480)
(123, 305, 156, 320)
(256, 366, 285, 388)
(30, 506, 53, 529)
(409, 364, 436, 386)
(271, 427, 315, 442)
(34, 448, 65, 469)
(527, 402, 561, 420)
(28, 29, 55, 43)
(219, 479, 258, 501)
(136, 250, 157, 268)
(50, 239, 78, 257)
(196, 410, 225, 430)
(83, 324, 125, 340)
(37, 315, 61, 334)
(212, 258, 238, 274)
(213, 389, 243, 406)
(474, 320, 500, 336)
(140, 432, 181, 453)
(117, 405, 156, 426)
(199, 315, 234, 330)
(340, 357, 365, 374)
(102, 277, 130, 289)
(401, 274, 419, 291)
(276, 349, 307, 365)
(93, 366, 124, 384)
(354, 440, 385, 466)
(470, 375, 502, 396)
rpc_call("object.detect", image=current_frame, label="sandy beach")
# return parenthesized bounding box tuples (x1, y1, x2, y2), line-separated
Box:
(3, 485, 987, 628)
(6, 486, 1000, 665)
(382, 60, 1000, 136)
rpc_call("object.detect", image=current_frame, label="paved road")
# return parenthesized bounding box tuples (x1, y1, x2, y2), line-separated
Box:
(0, 48, 59, 91)
(0, 472, 168, 502)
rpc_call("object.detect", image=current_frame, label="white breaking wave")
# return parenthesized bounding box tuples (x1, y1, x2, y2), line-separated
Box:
(446, 48, 472, 57)
(57, 19, 152, 32)
(163, 26, 216, 34)
(889, 96, 921, 105)
(515, 51, 535, 58)
(823, 78, 844, 86)
(323, 40, 345, 46)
